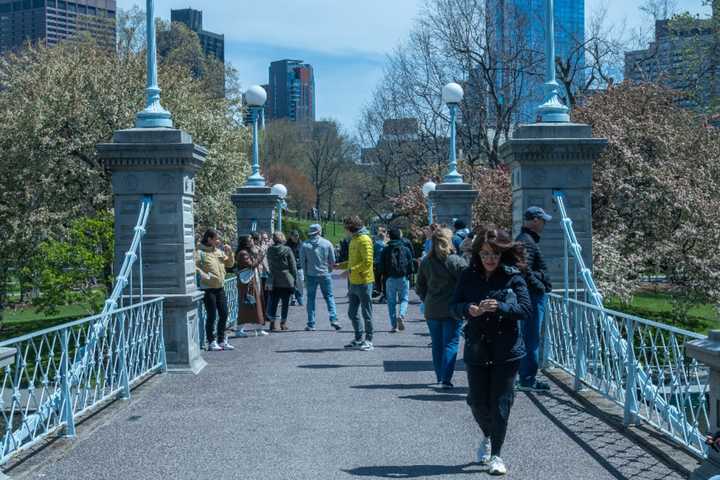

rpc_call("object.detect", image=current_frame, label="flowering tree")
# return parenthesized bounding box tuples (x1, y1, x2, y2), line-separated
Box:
(575, 83, 720, 309)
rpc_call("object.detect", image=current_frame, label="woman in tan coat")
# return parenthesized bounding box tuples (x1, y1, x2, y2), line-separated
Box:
(235, 235, 268, 334)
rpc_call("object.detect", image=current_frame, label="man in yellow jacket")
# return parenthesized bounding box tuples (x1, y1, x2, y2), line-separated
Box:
(337, 215, 375, 351)
(196, 229, 235, 351)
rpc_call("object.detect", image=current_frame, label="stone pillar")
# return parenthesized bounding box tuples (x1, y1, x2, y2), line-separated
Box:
(500, 123, 607, 283)
(428, 183, 478, 228)
(97, 128, 207, 374)
(231, 185, 279, 236)
(688, 332, 720, 480)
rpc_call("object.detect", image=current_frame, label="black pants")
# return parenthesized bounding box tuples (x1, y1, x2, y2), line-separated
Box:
(466, 360, 519, 456)
(268, 287, 293, 321)
(203, 287, 228, 343)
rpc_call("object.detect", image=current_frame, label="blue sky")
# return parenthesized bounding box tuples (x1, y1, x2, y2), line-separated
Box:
(118, 0, 711, 131)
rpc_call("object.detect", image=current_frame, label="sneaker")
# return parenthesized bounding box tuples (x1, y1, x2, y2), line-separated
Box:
(207, 341, 222, 351)
(290, 299, 297, 306)
(305, 326, 316, 331)
(257, 329, 269, 336)
(359, 340, 374, 351)
(518, 380, 551, 392)
(440, 382, 454, 390)
(219, 341, 235, 351)
(398, 316, 405, 331)
(235, 329, 249, 338)
(281, 322, 289, 331)
(390, 327, 398, 333)
(488, 456, 507, 475)
(330, 322, 342, 331)
(344, 339, 364, 349)
(476, 437, 492, 465)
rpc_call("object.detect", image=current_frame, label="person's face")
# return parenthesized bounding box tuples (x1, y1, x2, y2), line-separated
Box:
(480, 244, 500, 274)
(239, 251, 251, 263)
(530, 217, 546, 234)
(211, 235, 221, 248)
(262, 234, 269, 242)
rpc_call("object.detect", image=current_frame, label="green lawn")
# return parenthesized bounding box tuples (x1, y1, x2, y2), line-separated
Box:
(606, 291, 718, 335)
(282, 217, 345, 245)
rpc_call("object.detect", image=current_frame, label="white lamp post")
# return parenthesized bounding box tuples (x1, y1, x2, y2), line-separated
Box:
(441, 82, 464, 184)
(271, 183, 288, 232)
(245, 85, 267, 187)
(422, 181, 436, 225)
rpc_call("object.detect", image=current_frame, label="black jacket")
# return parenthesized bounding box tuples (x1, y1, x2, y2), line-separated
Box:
(515, 227, 552, 295)
(378, 240, 414, 278)
(450, 265, 532, 366)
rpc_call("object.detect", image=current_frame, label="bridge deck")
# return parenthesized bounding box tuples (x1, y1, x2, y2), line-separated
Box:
(17, 276, 688, 479)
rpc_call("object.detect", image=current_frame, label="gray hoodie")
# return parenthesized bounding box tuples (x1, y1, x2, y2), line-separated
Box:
(300, 235, 336, 277)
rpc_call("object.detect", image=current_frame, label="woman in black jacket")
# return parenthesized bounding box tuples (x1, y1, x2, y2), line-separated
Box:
(450, 225, 531, 476)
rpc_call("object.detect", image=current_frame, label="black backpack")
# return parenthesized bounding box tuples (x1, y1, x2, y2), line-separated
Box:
(389, 245, 410, 278)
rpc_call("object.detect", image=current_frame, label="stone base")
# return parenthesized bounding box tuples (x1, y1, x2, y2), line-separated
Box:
(162, 293, 207, 374)
(428, 182, 478, 227)
(231, 185, 279, 235)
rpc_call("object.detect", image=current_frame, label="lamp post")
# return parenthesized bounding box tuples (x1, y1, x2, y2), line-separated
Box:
(422, 181, 436, 225)
(245, 85, 267, 186)
(441, 83, 464, 184)
(536, 0, 570, 123)
(135, 0, 173, 128)
(271, 183, 288, 232)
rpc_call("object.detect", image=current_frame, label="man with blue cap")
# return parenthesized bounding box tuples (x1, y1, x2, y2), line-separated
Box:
(515, 206, 553, 392)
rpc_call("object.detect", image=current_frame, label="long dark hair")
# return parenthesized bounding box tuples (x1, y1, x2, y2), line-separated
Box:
(236, 235, 253, 256)
(201, 228, 218, 247)
(470, 224, 527, 274)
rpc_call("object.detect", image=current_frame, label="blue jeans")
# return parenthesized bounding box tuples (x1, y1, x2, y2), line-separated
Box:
(348, 283, 374, 341)
(519, 293, 546, 385)
(427, 319, 463, 385)
(305, 275, 337, 328)
(385, 276, 409, 328)
(294, 269, 304, 305)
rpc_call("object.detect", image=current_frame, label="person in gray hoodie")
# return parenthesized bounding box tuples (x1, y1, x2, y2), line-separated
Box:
(416, 227, 468, 389)
(299, 224, 341, 331)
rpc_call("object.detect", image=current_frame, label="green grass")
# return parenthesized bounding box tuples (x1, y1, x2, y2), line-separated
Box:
(606, 291, 718, 335)
(283, 217, 345, 245)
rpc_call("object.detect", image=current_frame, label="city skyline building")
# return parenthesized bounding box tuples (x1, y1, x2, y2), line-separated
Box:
(0, 0, 116, 52)
(266, 59, 316, 123)
(488, 0, 585, 123)
(625, 11, 719, 113)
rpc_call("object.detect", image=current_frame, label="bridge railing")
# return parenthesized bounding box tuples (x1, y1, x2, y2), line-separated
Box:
(0, 298, 165, 464)
(0, 196, 162, 465)
(545, 294, 709, 456)
(546, 191, 710, 458)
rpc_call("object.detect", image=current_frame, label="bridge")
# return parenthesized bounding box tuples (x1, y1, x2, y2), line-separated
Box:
(0, 0, 718, 478)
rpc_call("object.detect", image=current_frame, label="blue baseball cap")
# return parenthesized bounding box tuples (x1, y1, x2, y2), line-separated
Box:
(524, 206, 552, 222)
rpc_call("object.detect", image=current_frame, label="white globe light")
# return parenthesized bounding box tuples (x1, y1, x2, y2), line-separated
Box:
(271, 183, 288, 198)
(441, 82, 464, 105)
(422, 181, 436, 198)
(245, 85, 267, 107)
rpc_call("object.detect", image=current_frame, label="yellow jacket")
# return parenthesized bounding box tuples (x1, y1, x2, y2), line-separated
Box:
(196, 244, 235, 289)
(338, 229, 374, 285)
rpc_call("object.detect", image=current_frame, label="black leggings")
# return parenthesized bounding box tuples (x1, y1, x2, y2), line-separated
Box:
(466, 360, 519, 456)
(203, 288, 228, 343)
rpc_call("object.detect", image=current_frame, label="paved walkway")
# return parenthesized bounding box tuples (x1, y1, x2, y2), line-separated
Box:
(16, 276, 690, 479)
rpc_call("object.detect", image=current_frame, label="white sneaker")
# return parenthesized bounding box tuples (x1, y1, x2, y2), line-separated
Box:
(390, 327, 398, 333)
(476, 437, 492, 465)
(257, 329, 269, 336)
(359, 341, 374, 351)
(208, 341, 222, 351)
(488, 456, 507, 475)
(219, 340, 235, 350)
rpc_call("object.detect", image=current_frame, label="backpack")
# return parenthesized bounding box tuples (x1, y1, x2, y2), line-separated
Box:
(196, 250, 206, 288)
(389, 245, 410, 278)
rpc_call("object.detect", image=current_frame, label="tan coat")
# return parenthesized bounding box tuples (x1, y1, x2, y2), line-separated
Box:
(196, 244, 234, 289)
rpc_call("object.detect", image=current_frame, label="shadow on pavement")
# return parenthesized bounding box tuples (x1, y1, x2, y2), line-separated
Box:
(344, 462, 480, 477)
(297, 364, 382, 369)
(276, 348, 347, 353)
(384, 360, 466, 372)
(351, 383, 433, 390)
(398, 393, 466, 402)
(526, 387, 687, 480)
